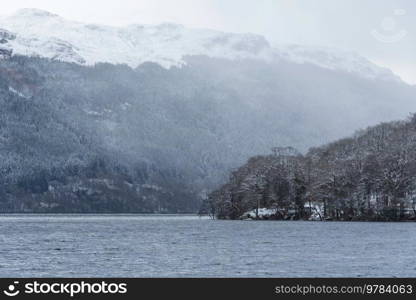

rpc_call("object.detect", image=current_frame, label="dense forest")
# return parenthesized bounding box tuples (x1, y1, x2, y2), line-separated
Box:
(203, 115, 416, 221)
(1, 54, 416, 213)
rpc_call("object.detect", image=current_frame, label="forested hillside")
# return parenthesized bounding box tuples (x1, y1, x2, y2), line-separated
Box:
(204, 115, 416, 221)
(1, 54, 416, 212)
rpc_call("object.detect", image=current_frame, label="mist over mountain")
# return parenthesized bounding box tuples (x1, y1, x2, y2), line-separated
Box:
(0, 8, 401, 81)
(0, 9, 415, 212)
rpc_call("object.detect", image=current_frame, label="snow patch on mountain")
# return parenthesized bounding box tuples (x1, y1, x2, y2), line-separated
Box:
(8, 86, 29, 99)
(275, 44, 400, 82)
(0, 8, 401, 82)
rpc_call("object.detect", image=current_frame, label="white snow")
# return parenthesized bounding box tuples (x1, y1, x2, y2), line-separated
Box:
(243, 208, 277, 219)
(120, 103, 132, 110)
(83, 109, 102, 116)
(243, 205, 324, 221)
(0, 8, 401, 82)
(275, 44, 400, 82)
(304, 202, 323, 221)
(8, 86, 29, 98)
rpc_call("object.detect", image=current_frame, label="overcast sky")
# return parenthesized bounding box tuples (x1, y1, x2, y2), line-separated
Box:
(2, 0, 415, 84)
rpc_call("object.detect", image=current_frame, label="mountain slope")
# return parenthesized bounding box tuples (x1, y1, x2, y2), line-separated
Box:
(0, 10, 415, 213)
(0, 8, 400, 81)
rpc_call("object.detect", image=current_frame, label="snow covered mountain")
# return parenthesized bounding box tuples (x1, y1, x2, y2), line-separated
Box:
(0, 8, 400, 82)
(1, 8, 415, 213)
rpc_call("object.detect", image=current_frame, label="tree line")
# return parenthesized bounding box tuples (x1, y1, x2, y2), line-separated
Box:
(202, 114, 416, 221)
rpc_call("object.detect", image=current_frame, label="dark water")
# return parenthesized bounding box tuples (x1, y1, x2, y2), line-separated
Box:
(0, 214, 415, 277)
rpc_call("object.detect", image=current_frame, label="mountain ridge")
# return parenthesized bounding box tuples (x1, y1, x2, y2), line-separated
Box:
(0, 8, 401, 83)
(0, 9, 415, 213)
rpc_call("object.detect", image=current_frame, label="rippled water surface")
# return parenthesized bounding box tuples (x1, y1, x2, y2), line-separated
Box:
(1, 214, 415, 277)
